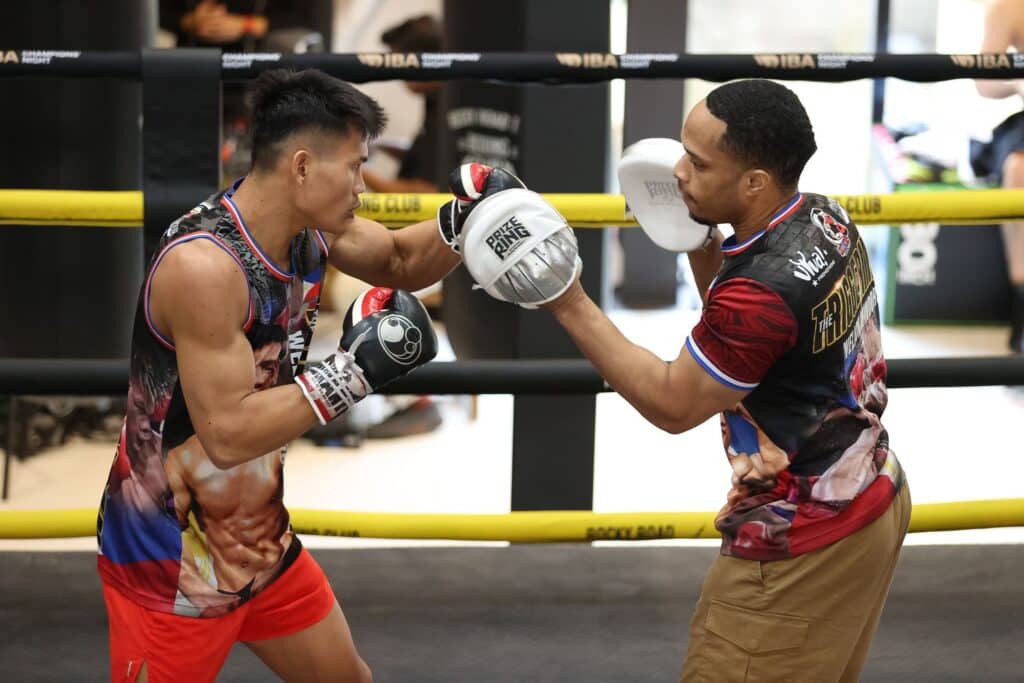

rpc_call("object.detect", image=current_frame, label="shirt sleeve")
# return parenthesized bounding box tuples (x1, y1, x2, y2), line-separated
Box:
(685, 277, 798, 391)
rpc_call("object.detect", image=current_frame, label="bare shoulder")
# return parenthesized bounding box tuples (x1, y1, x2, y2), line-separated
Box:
(150, 238, 249, 337)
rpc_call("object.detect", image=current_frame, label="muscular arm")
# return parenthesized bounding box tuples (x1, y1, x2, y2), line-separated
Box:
(976, 0, 1024, 99)
(149, 241, 319, 469)
(328, 216, 460, 290)
(546, 281, 748, 434)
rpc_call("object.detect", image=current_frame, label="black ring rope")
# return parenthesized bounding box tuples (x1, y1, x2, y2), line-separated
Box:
(1, 50, 1022, 83)
(1, 356, 1022, 397)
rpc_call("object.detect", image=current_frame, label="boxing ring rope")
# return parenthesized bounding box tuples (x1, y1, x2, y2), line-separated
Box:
(3, 356, 1024, 396)
(3, 497, 1024, 541)
(3, 352, 1022, 540)
(4, 188, 1024, 228)
(2, 50, 1024, 83)
(4, 48, 1023, 542)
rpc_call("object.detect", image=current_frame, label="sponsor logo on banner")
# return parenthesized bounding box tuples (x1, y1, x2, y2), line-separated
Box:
(486, 215, 532, 260)
(357, 53, 420, 68)
(896, 223, 939, 286)
(837, 194, 882, 216)
(222, 52, 281, 69)
(1, 50, 18, 63)
(790, 246, 835, 285)
(19, 50, 80, 65)
(377, 315, 423, 366)
(950, 54, 1011, 69)
(421, 53, 481, 69)
(754, 53, 815, 69)
(817, 53, 876, 69)
(619, 53, 679, 69)
(810, 208, 851, 257)
(556, 53, 619, 68)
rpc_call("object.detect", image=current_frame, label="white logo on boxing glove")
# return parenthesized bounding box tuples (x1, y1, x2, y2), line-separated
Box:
(377, 314, 423, 366)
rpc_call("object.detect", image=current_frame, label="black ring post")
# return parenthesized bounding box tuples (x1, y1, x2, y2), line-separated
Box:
(142, 48, 222, 261)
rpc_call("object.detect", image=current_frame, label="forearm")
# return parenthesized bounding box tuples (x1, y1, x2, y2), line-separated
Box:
(686, 230, 725, 304)
(202, 384, 319, 469)
(392, 220, 462, 290)
(548, 284, 685, 432)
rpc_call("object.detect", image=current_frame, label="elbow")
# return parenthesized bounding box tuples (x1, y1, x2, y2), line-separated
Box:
(655, 417, 690, 435)
(647, 403, 718, 435)
(200, 422, 246, 470)
(649, 409, 696, 435)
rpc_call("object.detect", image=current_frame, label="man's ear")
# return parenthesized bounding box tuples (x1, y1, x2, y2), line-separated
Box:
(291, 148, 311, 184)
(744, 168, 771, 196)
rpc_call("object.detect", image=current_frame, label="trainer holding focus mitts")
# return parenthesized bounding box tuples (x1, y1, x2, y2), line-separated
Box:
(456, 80, 909, 682)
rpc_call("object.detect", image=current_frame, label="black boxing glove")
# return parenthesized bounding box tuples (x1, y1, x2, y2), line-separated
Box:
(295, 288, 438, 424)
(437, 163, 527, 253)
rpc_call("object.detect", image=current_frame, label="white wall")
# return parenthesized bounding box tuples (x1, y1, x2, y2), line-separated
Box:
(684, 0, 877, 195)
(332, 0, 443, 178)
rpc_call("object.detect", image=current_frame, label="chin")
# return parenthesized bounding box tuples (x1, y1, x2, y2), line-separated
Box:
(315, 217, 350, 235)
(688, 210, 717, 229)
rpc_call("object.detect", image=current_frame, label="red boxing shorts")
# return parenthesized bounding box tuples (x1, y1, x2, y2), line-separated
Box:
(102, 548, 335, 682)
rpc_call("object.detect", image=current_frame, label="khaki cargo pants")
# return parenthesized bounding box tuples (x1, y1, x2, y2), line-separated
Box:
(680, 484, 912, 682)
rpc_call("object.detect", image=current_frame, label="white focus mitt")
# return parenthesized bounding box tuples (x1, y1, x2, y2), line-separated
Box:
(617, 137, 713, 252)
(459, 188, 582, 309)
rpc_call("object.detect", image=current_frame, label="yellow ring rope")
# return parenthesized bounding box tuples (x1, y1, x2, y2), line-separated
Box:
(2, 188, 1024, 227)
(0, 190, 143, 228)
(3, 498, 1022, 541)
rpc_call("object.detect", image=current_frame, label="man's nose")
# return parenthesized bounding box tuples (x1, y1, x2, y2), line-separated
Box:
(673, 156, 688, 183)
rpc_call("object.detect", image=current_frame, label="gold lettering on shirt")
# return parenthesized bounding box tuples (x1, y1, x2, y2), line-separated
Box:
(810, 239, 874, 353)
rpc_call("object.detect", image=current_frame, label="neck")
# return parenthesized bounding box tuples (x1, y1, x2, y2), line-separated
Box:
(730, 188, 798, 243)
(228, 173, 305, 268)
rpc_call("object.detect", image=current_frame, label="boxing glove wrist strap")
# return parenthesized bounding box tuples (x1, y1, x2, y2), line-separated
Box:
(295, 333, 371, 425)
(699, 226, 715, 250)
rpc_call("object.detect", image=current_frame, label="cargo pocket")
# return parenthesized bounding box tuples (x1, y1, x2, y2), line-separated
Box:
(700, 600, 810, 682)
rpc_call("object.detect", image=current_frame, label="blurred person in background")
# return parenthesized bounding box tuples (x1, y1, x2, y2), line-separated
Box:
(160, 1, 329, 179)
(971, 0, 1024, 353)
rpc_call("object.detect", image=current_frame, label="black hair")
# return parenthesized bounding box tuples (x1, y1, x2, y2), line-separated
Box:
(249, 69, 387, 171)
(248, 322, 288, 354)
(381, 15, 442, 52)
(705, 79, 817, 188)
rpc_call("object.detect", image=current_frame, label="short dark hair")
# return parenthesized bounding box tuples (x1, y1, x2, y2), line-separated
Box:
(248, 322, 288, 353)
(381, 15, 441, 52)
(705, 79, 817, 188)
(249, 69, 387, 171)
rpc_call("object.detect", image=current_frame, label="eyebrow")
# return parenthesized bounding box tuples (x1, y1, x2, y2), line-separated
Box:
(683, 146, 707, 165)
